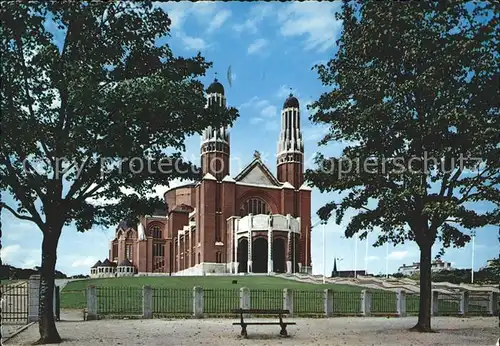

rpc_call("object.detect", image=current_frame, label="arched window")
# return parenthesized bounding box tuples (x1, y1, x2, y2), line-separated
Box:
(150, 226, 162, 239)
(239, 198, 270, 216)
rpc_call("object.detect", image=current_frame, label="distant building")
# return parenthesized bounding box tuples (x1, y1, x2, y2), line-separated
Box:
(397, 259, 453, 276)
(89, 79, 313, 276)
(330, 257, 367, 278)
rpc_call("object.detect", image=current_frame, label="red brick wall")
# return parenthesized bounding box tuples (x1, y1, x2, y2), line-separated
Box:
(199, 179, 217, 262)
(277, 162, 304, 189)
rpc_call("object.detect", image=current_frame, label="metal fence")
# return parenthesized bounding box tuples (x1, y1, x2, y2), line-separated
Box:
(96, 287, 142, 316)
(75, 286, 496, 319)
(332, 291, 362, 315)
(437, 293, 461, 315)
(203, 288, 240, 316)
(468, 293, 490, 315)
(0, 282, 29, 325)
(294, 290, 324, 315)
(153, 287, 192, 317)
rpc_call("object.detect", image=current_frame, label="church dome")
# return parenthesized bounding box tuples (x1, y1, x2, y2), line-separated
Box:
(207, 78, 224, 95)
(283, 93, 299, 109)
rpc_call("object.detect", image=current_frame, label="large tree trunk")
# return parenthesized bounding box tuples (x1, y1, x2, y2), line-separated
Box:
(35, 227, 62, 344)
(410, 240, 434, 332)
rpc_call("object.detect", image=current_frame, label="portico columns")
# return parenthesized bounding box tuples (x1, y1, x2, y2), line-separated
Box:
(177, 237, 180, 272)
(233, 229, 238, 274)
(286, 231, 292, 274)
(267, 228, 273, 274)
(247, 229, 252, 273)
(247, 217, 252, 273)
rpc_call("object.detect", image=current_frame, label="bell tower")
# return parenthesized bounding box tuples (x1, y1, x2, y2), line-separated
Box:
(276, 91, 304, 189)
(200, 77, 230, 181)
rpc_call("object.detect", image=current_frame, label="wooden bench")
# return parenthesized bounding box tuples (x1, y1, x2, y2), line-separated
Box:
(231, 308, 296, 338)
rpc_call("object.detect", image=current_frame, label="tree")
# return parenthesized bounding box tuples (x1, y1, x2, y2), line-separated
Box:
(0, 2, 238, 343)
(306, 1, 499, 332)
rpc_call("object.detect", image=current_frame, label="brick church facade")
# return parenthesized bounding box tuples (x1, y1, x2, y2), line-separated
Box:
(91, 78, 312, 276)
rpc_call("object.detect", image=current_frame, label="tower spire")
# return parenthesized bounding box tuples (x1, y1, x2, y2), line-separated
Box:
(276, 92, 304, 188)
(201, 77, 230, 180)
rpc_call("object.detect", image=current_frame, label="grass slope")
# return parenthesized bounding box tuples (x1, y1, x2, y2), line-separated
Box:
(62, 275, 361, 291)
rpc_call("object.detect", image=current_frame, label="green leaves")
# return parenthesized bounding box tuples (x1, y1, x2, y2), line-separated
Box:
(0, 2, 239, 232)
(306, 1, 499, 250)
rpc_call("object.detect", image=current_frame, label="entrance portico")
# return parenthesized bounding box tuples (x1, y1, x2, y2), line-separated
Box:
(229, 213, 301, 274)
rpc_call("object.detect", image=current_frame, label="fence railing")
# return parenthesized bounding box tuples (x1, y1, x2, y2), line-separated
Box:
(82, 285, 499, 320)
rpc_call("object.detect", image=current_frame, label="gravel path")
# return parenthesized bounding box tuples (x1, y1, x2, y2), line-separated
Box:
(5, 317, 499, 346)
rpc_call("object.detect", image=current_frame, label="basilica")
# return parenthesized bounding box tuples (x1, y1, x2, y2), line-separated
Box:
(90, 78, 312, 277)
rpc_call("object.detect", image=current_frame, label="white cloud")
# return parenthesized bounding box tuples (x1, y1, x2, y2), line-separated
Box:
(180, 34, 209, 51)
(1, 244, 21, 263)
(302, 124, 329, 143)
(247, 38, 268, 54)
(388, 250, 410, 260)
(240, 97, 280, 130)
(207, 9, 231, 33)
(233, 3, 274, 34)
(276, 85, 299, 99)
(366, 255, 379, 261)
(71, 256, 99, 268)
(277, 2, 343, 52)
(156, 2, 229, 35)
(1, 245, 41, 269)
(260, 105, 277, 118)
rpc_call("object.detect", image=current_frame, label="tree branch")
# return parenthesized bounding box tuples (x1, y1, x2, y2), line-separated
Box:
(13, 33, 55, 170)
(0, 203, 36, 222)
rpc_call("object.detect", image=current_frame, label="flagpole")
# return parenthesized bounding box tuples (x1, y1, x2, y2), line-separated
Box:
(365, 234, 369, 274)
(322, 222, 326, 284)
(385, 241, 389, 279)
(471, 230, 476, 284)
(354, 233, 358, 278)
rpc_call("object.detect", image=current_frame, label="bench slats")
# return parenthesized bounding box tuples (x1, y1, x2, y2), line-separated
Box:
(232, 322, 296, 326)
(231, 309, 290, 314)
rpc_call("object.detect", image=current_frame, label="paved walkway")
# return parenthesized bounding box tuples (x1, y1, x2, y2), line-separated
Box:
(5, 316, 499, 345)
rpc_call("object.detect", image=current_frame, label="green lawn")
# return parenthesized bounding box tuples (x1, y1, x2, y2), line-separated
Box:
(62, 275, 362, 291)
(60, 276, 396, 316)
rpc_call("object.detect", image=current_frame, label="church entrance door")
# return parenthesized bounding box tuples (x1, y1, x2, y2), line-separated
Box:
(237, 238, 248, 273)
(252, 238, 268, 273)
(273, 238, 286, 273)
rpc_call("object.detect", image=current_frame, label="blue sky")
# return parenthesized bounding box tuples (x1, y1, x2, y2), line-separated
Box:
(1, 2, 498, 276)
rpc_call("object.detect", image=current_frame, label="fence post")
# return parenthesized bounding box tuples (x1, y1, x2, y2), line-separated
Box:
(459, 291, 469, 316)
(240, 287, 250, 318)
(283, 288, 294, 316)
(28, 274, 40, 322)
(361, 290, 371, 316)
(142, 285, 153, 319)
(55, 286, 60, 321)
(396, 289, 407, 317)
(488, 292, 499, 316)
(193, 286, 204, 318)
(431, 290, 439, 316)
(86, 285, 98, 320)
(324, 289, 333, 317)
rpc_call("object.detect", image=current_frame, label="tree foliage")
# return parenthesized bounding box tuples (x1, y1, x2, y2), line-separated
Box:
(0, 1, 238, 343)
(306, 0, 499, 331)
(0, 1, 238, 230)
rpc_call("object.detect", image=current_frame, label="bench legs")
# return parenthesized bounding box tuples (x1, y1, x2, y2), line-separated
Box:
(240, 323, 248, 338)
(279, 323, 288, 337)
